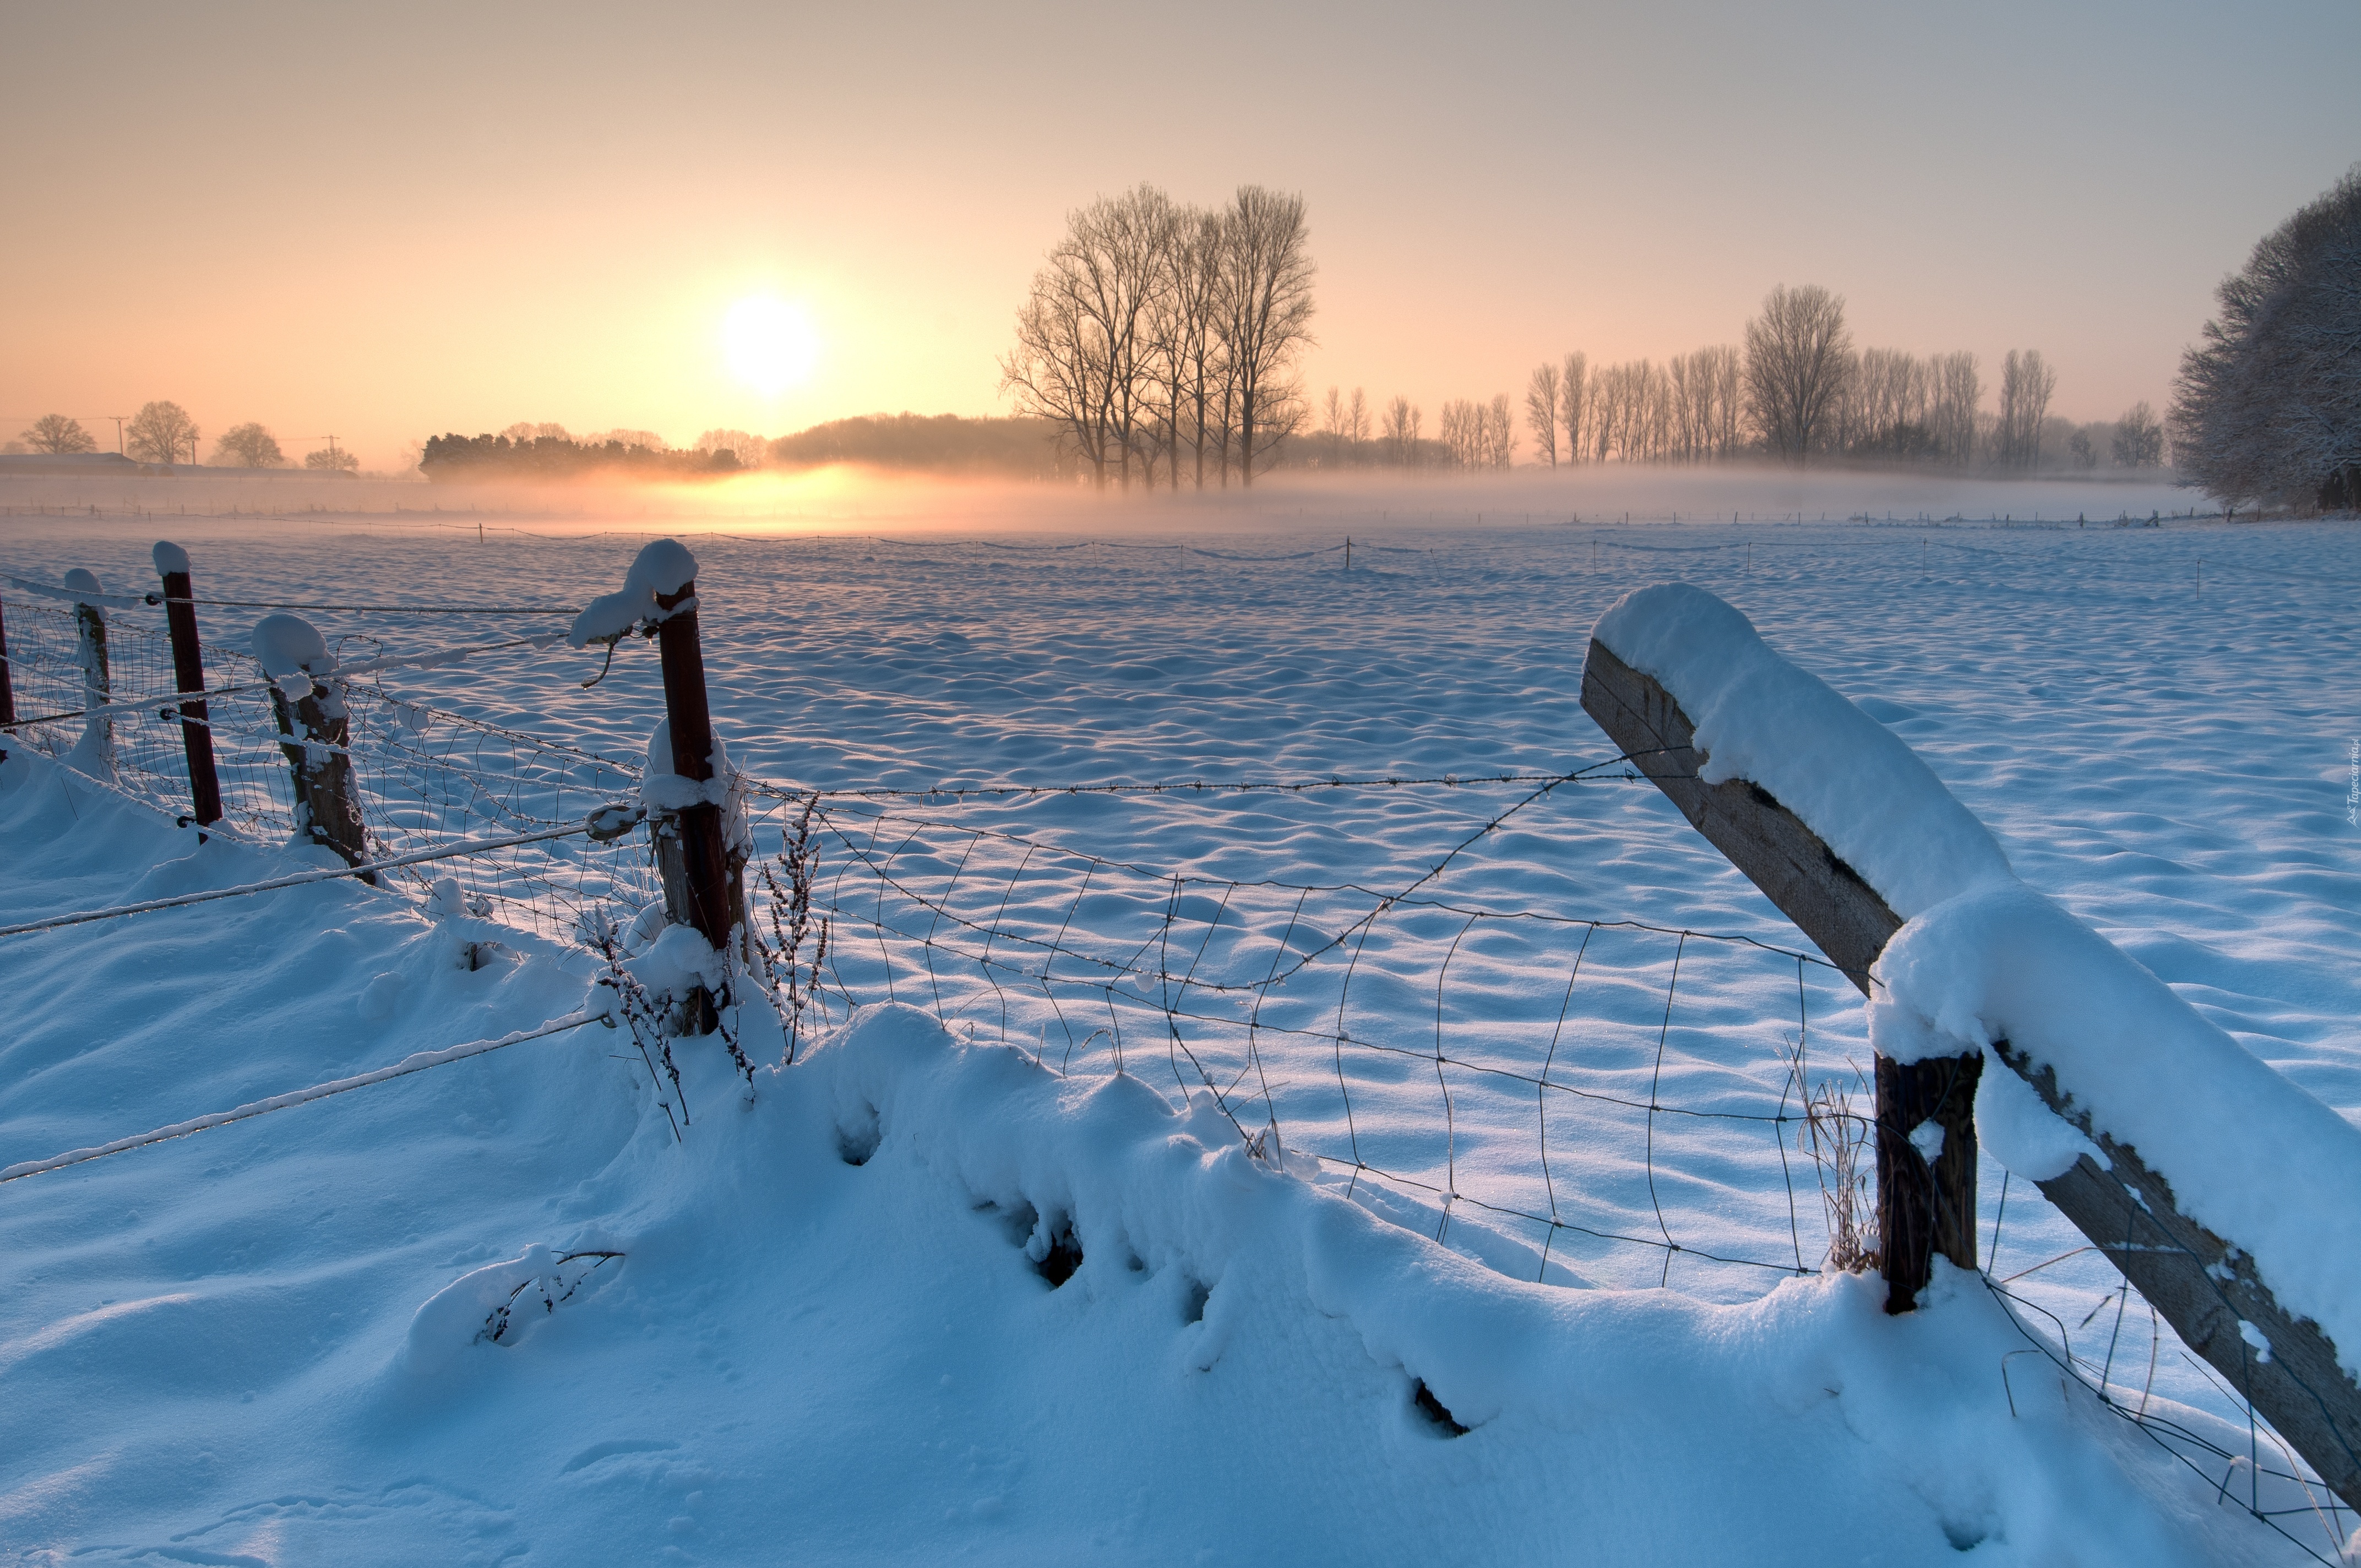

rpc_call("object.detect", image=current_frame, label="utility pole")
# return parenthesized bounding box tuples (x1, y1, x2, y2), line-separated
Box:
(107, 415, 127, 454)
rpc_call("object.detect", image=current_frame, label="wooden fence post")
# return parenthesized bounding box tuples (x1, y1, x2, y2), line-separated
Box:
(152, 542, 223, 827)
(253, 613, 371, 880)
(63, 569, 114, 775)
(1580, 639, 1982, 1310)
(647, 552, 738, 1033)
(1582, 627, 2361, 1511)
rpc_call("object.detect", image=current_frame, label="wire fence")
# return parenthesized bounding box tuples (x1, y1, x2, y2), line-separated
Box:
(1, 593, 661, 945)
(1, 569, 2351, 1563)
(775, 784, 2359, 1561)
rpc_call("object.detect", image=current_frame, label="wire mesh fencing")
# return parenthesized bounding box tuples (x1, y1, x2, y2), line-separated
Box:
(3, 573, 2352, 1563)
(1, 592, 662, 944)
(773, 781, 1873, 1298)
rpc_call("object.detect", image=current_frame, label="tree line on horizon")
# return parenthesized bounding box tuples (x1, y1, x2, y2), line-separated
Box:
(1302, 286, 2166, 477)
(37, 166, 2351, 505)
(13, 404, 357, 471)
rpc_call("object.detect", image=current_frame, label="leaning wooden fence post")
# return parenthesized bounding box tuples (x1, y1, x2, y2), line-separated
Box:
(1581, 582, 2361, 1513)
(152, 541, 223, 827)
(252, 613, 371, 880)
(1579, 635, 1982, 1310)
(63, 569, 115, 776)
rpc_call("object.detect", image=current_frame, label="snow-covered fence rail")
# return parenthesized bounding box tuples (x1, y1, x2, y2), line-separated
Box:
(1580, 581, 2361, 1515)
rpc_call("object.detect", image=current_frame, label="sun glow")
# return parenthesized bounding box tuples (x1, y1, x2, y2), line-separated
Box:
(722, 295, 819, 396)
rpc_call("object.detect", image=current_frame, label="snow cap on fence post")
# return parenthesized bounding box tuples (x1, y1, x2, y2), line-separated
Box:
(577, 537, 735, 1034)
(568, 537, 698, 649)
(252, 613, 331, 680)
(253, 612, 371, 879)
(152, 540, 222, 827)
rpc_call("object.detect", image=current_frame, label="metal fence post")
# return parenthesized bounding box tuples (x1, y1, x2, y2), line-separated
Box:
(253, 613, 371, 880)
(153, 541, 222, 827)
(649, 555, 736, 1031)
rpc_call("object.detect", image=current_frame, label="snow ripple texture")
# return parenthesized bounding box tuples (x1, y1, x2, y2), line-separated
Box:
(0, 505, 2354, 1565)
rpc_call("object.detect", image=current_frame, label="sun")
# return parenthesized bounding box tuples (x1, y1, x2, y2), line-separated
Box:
(721, 295, 819, 396)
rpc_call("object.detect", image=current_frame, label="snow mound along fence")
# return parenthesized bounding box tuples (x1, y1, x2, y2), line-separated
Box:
(1585, 579, 2361, 1520)
(0, 540, 1918, 1303)
(775, 776, 1879, 1300)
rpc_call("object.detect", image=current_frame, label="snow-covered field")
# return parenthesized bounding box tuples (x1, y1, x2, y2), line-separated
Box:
(2, 476, 2355, 1565)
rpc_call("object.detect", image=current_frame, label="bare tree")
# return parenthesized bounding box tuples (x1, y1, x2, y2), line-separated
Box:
(1929, 352, 1982, 466)
(1994, 349, 2057, 468)
(1559, 352, 1588, 464)
(1381, 395, 1417, 465)
(1321, 386, 1348, 467)
(1000, 186, 1177, 489)
(213, 422, 285, 467)
(21, 414, 95, 455)
(1742, 285, 1855, 462)
(305, 446, 360, 472)
(1438, 399, 1478, 467)
(1525, 362, 1561, 466)
(2112, 401, 2166, 469)
(1215, 186, 1316, 486)
(1682, 344, 1744, 459)
(1347, 387, 1370, 449)
(126, 400, 198, 465)
(1592, 361, 1662, 461)
(1486, 394, 1515, 467)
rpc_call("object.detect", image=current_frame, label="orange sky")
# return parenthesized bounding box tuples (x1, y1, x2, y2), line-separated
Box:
(4, 1, 2355, 472)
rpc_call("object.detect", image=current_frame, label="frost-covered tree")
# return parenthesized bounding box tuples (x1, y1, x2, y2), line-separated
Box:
(2171, 166, 2361, 510)
(213, 422, 285, 467)
(126, 400, 198, 464)
(21, 414, 96, 454)
(1743, 285, 1854, 462)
